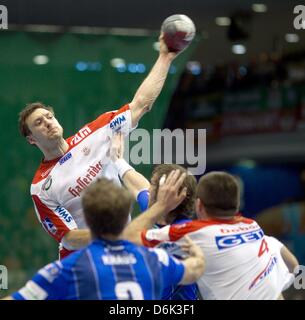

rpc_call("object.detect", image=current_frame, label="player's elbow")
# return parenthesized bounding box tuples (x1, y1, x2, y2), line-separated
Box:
(129, 96, 153, 127)
(62, 229, 91, 250)
(130, 96, 153, 115)
(62, 233, 79, 250)
(281, 245, 299, 273)
(121, 229, 143, 245)
(131, 94, 152, 110)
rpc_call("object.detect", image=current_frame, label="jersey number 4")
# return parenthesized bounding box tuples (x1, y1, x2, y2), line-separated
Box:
(258, 238, 269, 257)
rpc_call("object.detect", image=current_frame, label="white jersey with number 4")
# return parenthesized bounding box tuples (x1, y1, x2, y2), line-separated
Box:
(142, 216, 294, 300)
(31, 104, 133, 258)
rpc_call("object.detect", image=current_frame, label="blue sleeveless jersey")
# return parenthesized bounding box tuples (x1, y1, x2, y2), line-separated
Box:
(12, 239, 184, 300)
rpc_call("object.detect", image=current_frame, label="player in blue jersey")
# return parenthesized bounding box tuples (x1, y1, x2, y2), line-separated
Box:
(110, 133, 200, 300)
(126, 164, 200, 300)
(4, 172, 205, 300)
(139, 164, 199, 300)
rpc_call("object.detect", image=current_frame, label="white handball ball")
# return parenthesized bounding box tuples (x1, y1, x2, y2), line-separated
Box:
(161, 14, 196, 52)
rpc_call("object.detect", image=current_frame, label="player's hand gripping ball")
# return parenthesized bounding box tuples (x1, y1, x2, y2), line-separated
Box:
(161, 14, 196, 52)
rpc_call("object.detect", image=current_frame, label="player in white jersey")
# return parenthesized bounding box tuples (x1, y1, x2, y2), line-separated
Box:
(18, 34, 180, 259)
(123, 171, 299, 300)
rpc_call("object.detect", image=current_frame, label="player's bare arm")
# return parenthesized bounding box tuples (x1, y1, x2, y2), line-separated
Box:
(61, 229, 91, 250)
(110, 132, 150, 199)
(280, 245, 299, 273)
(122, 169, 187, 244)
(129, 34, 178, 127)
(179, 235, 205, 285)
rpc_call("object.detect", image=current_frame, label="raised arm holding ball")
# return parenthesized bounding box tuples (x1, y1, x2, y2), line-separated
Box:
(18, 15, 196, 259)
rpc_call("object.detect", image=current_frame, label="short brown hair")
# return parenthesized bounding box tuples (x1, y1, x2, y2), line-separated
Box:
(196, 171, 240, 217)
(151, 164, 197, 223)
(18, 102, 54, 137)
(82, 178, 133, 238)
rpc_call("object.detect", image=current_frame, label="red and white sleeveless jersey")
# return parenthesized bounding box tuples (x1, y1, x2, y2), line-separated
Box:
(142, 216, 294, 300)
(31, 105, 133, 252)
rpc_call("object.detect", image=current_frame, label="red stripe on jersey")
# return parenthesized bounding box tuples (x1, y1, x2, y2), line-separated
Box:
(169, 217, 255, 242)
(65, 104, 130, 148)
(59, 247, 75, 260)
(32, 161, 58, 184)
(65, 105, 130, 146)
(141, 230, 162, 248)
(32, 195, 73, 242)
(86, 104, 130, 134)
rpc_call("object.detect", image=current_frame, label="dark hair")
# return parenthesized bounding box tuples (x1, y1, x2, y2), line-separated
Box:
(151, 164, 197, 223)
(18, 102, 54, 137)
(196, 171, 240, 217)
(82, 178, 133, 238)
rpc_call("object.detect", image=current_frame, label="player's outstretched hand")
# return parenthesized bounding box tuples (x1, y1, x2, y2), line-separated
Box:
(156, 169, 187, 213)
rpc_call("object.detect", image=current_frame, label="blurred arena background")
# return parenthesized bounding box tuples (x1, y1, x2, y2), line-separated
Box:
(0, 0, 305, 299)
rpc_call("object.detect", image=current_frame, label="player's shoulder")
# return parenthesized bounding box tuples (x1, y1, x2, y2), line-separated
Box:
(65, 104, 131, 147)
(124, 239, 163, 258)
(169, 219, 213, 233)
(168, 216, 257, 238)
(59, 247, 88, 268)
(91, 104, 130, 126)
(37, 260, 65, 282)
(93, 104, 130, 131)
(31, 158, 58, 185)
(36, 254, 81, 284)
(172, 216, 256, 229)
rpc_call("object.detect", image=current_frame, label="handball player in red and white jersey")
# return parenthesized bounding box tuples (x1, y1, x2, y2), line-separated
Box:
(18, 34, 178, 259)
(124, 171, 299, 300)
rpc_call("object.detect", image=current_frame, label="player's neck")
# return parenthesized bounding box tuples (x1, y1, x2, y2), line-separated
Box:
(206, 215, 236, 221)
(41, 138, 69, 161)
(97, 234, 120, 241)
